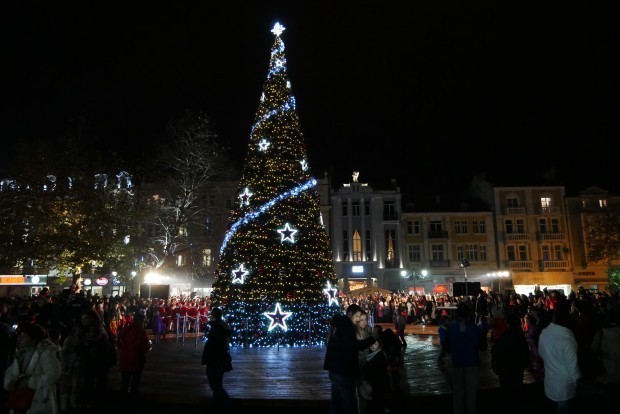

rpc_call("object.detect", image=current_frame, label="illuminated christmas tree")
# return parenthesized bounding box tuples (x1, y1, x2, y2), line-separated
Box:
(210, 22, 339, 347)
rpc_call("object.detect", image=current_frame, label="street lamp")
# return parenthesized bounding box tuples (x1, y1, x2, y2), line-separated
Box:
(400, 269, 428, 295)
(459, 259, 470, 298)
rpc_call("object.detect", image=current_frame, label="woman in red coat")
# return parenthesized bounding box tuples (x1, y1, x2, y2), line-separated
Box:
(118, 313, 152, 396)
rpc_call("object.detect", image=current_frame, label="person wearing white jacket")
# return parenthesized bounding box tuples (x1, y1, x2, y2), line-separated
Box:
(4, 323, 62, 414)
(538, 297, 581, 414)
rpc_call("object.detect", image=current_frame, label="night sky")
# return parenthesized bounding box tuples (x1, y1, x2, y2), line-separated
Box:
(1, 2, 617, 196)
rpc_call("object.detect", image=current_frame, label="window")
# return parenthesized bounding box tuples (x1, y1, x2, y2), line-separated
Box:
(431, 245, 444, 261)
(551, 218, 560, 233)
(383, 201, 397, 220)
(479, 245, 487, 261)
(176, 255, 186, 267)
(365, 230, 372, 261)
(507, 246, 516, 261)
(202, 249, 212, 267)
(505, 220, 514, 233)
(342, 202, 348, 217)
(472, 219, 486, 234)
(455, 220, 468, 234)
(342, 230, 349, 261)
(430, 221, 442, 232)
(385, 230, 396, 263)
(457, 245, 465, 262)
(542, 245, 551, 261)
(539, 218, 547, 234)
(553, 245, 563, 260)
(506, 196, 519, 208)
(466, 244, 478, 261)
(352, 201, 360, 216)
(518, 245, 528, 260)
(516, 219, 525, 233)
(352, 230, 362, 261)
(207, 194, 216, 207)
(540, 196, 551, 209)
(408, 245, 421, 262)
(599, 199, 607, 208)
(407, 220, 420, 235)
(364, 201, 370, 216)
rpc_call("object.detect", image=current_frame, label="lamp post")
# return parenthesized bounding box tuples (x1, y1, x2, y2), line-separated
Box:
(459, 259, 470, 299)
(400, 269, 428, 295)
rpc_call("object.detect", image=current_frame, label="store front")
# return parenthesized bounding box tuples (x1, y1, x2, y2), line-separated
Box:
(0, 274, 49, 297)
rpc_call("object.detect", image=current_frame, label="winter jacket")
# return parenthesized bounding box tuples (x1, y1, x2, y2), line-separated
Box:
(4, 338, 62, 414)
(118, 324, 151, 373)
(444, 319, 481, 368)
(323, 314, 375, 377)
(201, 319, 232, 367)
(538, 322, 581, 401)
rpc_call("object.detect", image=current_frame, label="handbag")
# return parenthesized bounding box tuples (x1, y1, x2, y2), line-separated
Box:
(6, 387, 35, 411)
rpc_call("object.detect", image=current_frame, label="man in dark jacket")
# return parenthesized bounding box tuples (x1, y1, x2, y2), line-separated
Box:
(323, 304, 377, 414)
(201, 307, 233, 412)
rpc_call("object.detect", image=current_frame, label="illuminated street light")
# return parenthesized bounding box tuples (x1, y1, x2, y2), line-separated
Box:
(401, 269, 428, 295)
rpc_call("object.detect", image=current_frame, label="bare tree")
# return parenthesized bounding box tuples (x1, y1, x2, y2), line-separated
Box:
(143, 111, 229, 270)
(585, 201, 620, 290)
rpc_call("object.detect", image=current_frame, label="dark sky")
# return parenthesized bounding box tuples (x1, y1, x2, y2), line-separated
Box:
(1, 2, 618, 196)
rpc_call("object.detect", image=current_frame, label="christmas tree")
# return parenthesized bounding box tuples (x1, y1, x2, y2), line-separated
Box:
(210, 22, 339, 347)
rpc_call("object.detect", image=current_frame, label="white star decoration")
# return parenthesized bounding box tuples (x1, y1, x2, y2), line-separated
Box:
(277, 222, 298, 243)
(231, 264, 249, 284)
(258, 139, 270, 151)
(271, 22, 286, 37)
(264, 303, 292, 331)
(261, 92, 265, 102)
(323, 281, 339, 306)
(238, 187, 253, 207)
(300, 159, 308, 171)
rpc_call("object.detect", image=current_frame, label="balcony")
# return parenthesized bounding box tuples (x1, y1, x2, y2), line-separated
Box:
(540, 260, 568, 270)
(506, 260, 533, 269)
(537, 232, 565, 241)
(427, 230, 449, 239)
(538, 206, 560, 214)
(504, 232, 530, 242)
(430, 260, 451, 268)
(505, 207, 526, 215)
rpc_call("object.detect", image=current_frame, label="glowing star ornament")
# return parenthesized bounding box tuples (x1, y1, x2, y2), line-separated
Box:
(277, 222, 298, 243)
(231, 264, 249, 284)
(238, 187, 253, 207)
(299, 159, 308, 171)
(271, 22, 286, 37)
(323, 282, 339, 306)
(264, 303, 292, 331)
(258, 139, 270, 151)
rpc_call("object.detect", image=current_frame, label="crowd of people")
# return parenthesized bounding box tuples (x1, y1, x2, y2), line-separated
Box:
(1, 285, 619, 413)
(328, 286, 620, 414)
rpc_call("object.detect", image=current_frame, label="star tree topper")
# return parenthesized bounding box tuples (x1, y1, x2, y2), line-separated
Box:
(231, 264, 249, 284)
(277, 222, 298, 243)
(271, 22, 286, 37)
(264, 303, 292, 331)
(323, 281, 339, 306)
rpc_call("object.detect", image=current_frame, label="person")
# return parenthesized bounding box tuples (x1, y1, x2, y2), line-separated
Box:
(201, 307, 233, 412)
(436, 315, 451, 362)
(394, 308, 407, 347)
(443, 302, 481, 414)
(118, 312, 151, 398)
(364, 333, 391, 414)
(491, 311, 530, 414)
(77, 309, 113, 409)
(4, 323, 62, 414)
(354, 310, 373, 413)
(538, 296, 581, 414)
(324, 304, 378, 414)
